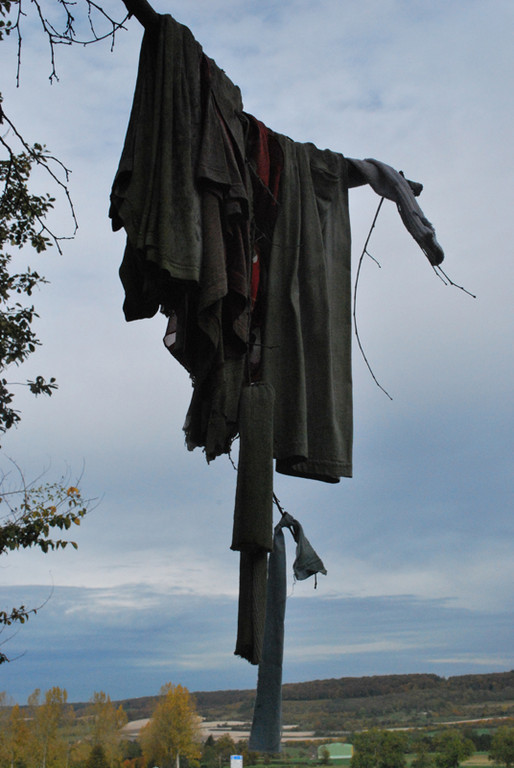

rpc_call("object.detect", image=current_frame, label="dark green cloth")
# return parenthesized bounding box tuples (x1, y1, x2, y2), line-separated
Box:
(347, 158, 444, 266)
(232, 384, 274, 665)
(262, 136, 353, 483)
(249, 513, 326, 752)
(110, 15, 204, 317)
(111, 15, 445, 481)
(231, 384, 275, 553)
(111, 14, 251, 461)
(234, 550, 268, 666)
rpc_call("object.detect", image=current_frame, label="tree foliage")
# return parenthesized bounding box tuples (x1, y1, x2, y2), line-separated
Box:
(0, 12, 96, 661)
(0, 0, 128, 433)
(86, 691, 128, 766)
(490, 728, 514, 768)
(0, 700, 30, 767)
(0, 686, 130, 768)
(434, 730, 475, 768)
(0, 139, 62, 437)
(87, 744, 111, 768)
(351, 729, 407, 768)
(140, 683, 202, 768)
(411, 737, 435, 768)
(191, 672, 514, 734)
(26, 686, 73, 768)
(0, 462, 90, 662)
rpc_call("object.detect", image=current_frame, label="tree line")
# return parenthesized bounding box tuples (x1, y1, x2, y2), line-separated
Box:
(0, 688, 127, 768)
(280, 671, 514, 709)
(2, 681, 514, 768)
(0, 682, 253, 768)
(190, 672, 514, 735)
(349, 726, 514, 768)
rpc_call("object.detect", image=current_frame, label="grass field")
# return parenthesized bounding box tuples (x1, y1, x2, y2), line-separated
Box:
(462, 755, 491, 767)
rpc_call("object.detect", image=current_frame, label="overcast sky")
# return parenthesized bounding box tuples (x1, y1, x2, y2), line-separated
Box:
(0, 0, 513, 707)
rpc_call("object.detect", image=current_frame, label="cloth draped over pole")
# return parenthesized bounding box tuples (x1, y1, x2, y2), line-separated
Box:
(110, 7, 444, 754)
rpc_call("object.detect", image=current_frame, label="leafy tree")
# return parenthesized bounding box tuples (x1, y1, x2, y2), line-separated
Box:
(213, 735, 236, 765)
(320, 747, 330, 765)
(0, 6, 78, 423)
(0, 45, 94, 661)
(86, 692, 128, 767)
(489, 727, 514, 768)
(352, 729, 407, 768)
(381, 732, 408, 768)
(411, 736, 435, 768)
(0, 699, 30, 768)
(434, 730, 474, 768)
(200, 736, 217, 768)
(26, 686, 72, 768)
(234, 739, 257, 768)
(120, 741, 143, 760)
(86, 745, 110, 768)
(0, 464, 90, 662)
(462, 730, 492, 753)
(140, 683, 202, 768)
(0, 135, 62, 437)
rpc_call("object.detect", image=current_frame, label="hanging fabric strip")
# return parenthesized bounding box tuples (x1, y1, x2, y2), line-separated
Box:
(249, 513, 326, 753)
(232, 383, 275, 665)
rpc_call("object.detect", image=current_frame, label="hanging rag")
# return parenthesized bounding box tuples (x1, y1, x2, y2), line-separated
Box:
(249, 512, 327, 753)
(231, 383, 275, 665)
(347, 157, 444, 266)
(111, 13, 445, 482)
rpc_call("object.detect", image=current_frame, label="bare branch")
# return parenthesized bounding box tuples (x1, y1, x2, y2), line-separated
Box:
(353, 197, 394, 401)
(6, 0, 130, 85)
(433, 264, 477, 298)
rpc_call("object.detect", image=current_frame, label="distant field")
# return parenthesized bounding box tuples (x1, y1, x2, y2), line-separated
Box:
(463, 756, 491, 767)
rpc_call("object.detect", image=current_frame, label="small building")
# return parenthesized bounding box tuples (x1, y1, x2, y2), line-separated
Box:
(317, 742, 353, 764)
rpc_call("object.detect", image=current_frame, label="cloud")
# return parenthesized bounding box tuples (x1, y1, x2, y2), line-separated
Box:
(428, 656, 514, 668)
(1, 585, 512, 703)
(286, 638, 429, 662)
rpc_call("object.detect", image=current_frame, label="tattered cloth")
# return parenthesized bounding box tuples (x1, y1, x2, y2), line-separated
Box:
(110, 12, 444, 485)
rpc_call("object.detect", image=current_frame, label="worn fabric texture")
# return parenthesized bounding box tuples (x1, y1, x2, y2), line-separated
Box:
(231, 384, 275, 553)
(261, 136, 353, 483)
(111, 13, 445, 480)
(289, 516, 328, 581)
(347, 158, 444, 266)
(177, 53, 252, 460)
(234, 550, 268, 665)
(249, 513, 326, 752)
(110, 15, 203, 318)
(111, 14, 252, 462)
(247, 523, 286, 753)
(232, 384, 275, 665)
(235, 550, 268, 666)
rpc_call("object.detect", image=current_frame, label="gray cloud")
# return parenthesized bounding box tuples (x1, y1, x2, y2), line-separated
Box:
(1, 585, 512, 703)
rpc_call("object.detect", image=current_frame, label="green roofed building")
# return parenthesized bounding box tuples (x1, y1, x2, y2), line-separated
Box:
(317, 742, 353, 764)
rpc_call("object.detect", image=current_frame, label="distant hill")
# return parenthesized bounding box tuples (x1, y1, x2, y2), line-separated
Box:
(104, 671, 514, 734)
